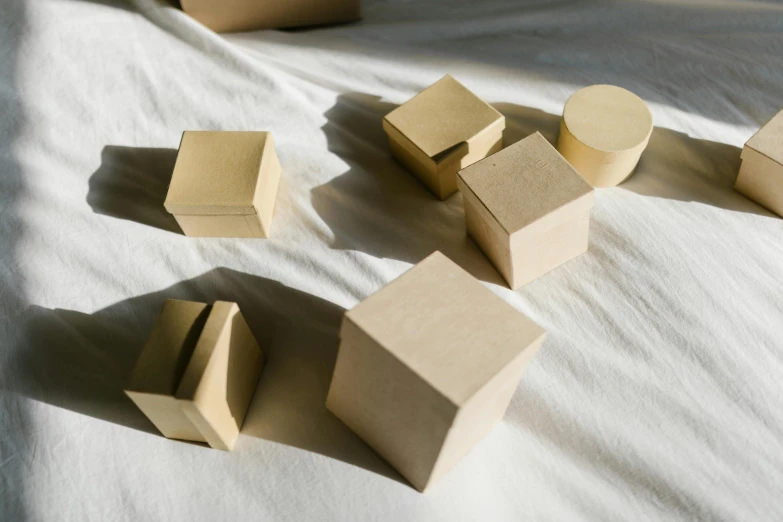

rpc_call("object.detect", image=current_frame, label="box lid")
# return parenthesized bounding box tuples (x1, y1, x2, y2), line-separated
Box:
(164, 131, 275, 216)
(383, 75, 504, 162)
(458, 132, 594, 235)
(745, 109, 783, 166)
(126, 299, 211, 395)
(343, 252, 546, 407)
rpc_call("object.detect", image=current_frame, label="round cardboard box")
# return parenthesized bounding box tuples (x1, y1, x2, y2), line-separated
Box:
(557, 85, 653, 188)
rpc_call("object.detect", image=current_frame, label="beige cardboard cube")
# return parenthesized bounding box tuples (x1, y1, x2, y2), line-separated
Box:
(458, 132, 594, 289)
(326, 252, 546, 492)
(382, 75, 505, 200)
(164, 131, 281, 238)
(734, 109, 783, 217)
(180, 0, 361, 33)
(557, 84, 653, 187)
(125, 299, 265, 450)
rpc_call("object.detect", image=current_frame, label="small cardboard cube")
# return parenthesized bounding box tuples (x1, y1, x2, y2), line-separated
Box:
(164, 131, 281, 238)
(125, 299, 265, 450)
(382, 75, 505, 200)
(457, 132, 594, 289)
(326, 252, 546, 492)
(180, 0, 361, 33)
(734, 109, 783, 217)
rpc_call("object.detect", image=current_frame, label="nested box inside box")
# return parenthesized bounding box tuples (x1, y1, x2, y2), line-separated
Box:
(382, 75, 505, 200)
(164, 131, 281, 238)
(125, 299, 265, 450)
(326, 252, 546, 492)
(457, 132, 595, 289)
(734, 109, 783, 217)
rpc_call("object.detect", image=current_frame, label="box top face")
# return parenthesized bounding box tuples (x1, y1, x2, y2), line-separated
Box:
(458, 132, 594, 234)
(165, 131, 270, 215)
(344, 252, 546, 406)
(562, 84, 653, 152)
(746, 109, 783, 165)
(383, 75, 504, 160)
(126, 299, 210, 396)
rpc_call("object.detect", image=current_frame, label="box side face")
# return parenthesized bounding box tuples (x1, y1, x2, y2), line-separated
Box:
(734, 147, 783, 217)
(459, 181, 513, 287)
(557, 120, 646, 188)
(326, 326, 457, 492)
(126, 299, 210, 396)
(509, 193, 594, 288)
(426, 334, 545, 489)
(253, 135, 282, 237)
(345, 252, 547, 406)
(125, 391, 205, 443)
(384, 75, 503, 159)
(176, 302, 264, 450)
(745, 109, 783, 166)
(460, 132, 594, 233)
(164, 131, 266, 215)
(181, 0, 360, 33)
(173, 213, 267, 238)
(384, 120, 443, 196)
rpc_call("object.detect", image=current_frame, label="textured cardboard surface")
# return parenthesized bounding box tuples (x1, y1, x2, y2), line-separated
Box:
(342, 251, 545, 406)
(180, 0, 361, 33)
(327, 252, 546, 491)
(125, 299, 265, 450)
(458, 132, 593, 234)
(735, 146, 783, 217)
(557, 84, 653, 187)
(382, 75, 504, 199)
(164, 131, 281, 237)
(458, 132, 594, 288)
(384, 75, 504, 160)
(745, 109, 783, 166)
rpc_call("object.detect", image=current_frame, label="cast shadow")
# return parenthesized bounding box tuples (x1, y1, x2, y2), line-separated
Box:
(310, 92, 506, 286)
(495, 102, 771, 217)
(10, 268, 405, 485)
(621, 128, 774, 217)
(87, 145, 183, 234)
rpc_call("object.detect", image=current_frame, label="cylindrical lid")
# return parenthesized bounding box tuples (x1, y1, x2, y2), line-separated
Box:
(562, 85, 653, 153)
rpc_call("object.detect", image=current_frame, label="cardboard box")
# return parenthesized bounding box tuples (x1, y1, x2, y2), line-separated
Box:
(382, 75, 505, 200)
(734, 109, 783, 217)
(457, 132, 594, 289)
(180, 0, 361, 33)
(164, 131, 281, 238)
(326, 252, 547, 492)
(125, 299, 265, 450)
(557, 84, 653, 187)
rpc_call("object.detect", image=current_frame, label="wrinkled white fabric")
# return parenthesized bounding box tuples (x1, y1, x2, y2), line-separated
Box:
(1, 0, 782, 520)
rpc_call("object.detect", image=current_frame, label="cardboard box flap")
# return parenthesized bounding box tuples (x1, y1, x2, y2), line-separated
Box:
(745, 109, 783, 166)
(164, 131, 271, 216)
(343, 252, 546, 407)
(458, 132, 594, 234)
(383, 75, 504, 161)
(126, 299, 211, 395)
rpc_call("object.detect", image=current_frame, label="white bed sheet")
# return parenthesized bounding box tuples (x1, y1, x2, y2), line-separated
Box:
(1, 0, 782, 520)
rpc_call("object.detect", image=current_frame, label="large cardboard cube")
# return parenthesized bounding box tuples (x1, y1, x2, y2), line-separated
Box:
(458, 132, 594, 289)
(180, 0, 361, 33)
(557, 84, 653, 187)
(164, 131, 281, 238)
(382, 75, 505, 200)
(734, 109, 783, 217)
(125, 299, 265, 450)
(326, 252, 546, 492)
